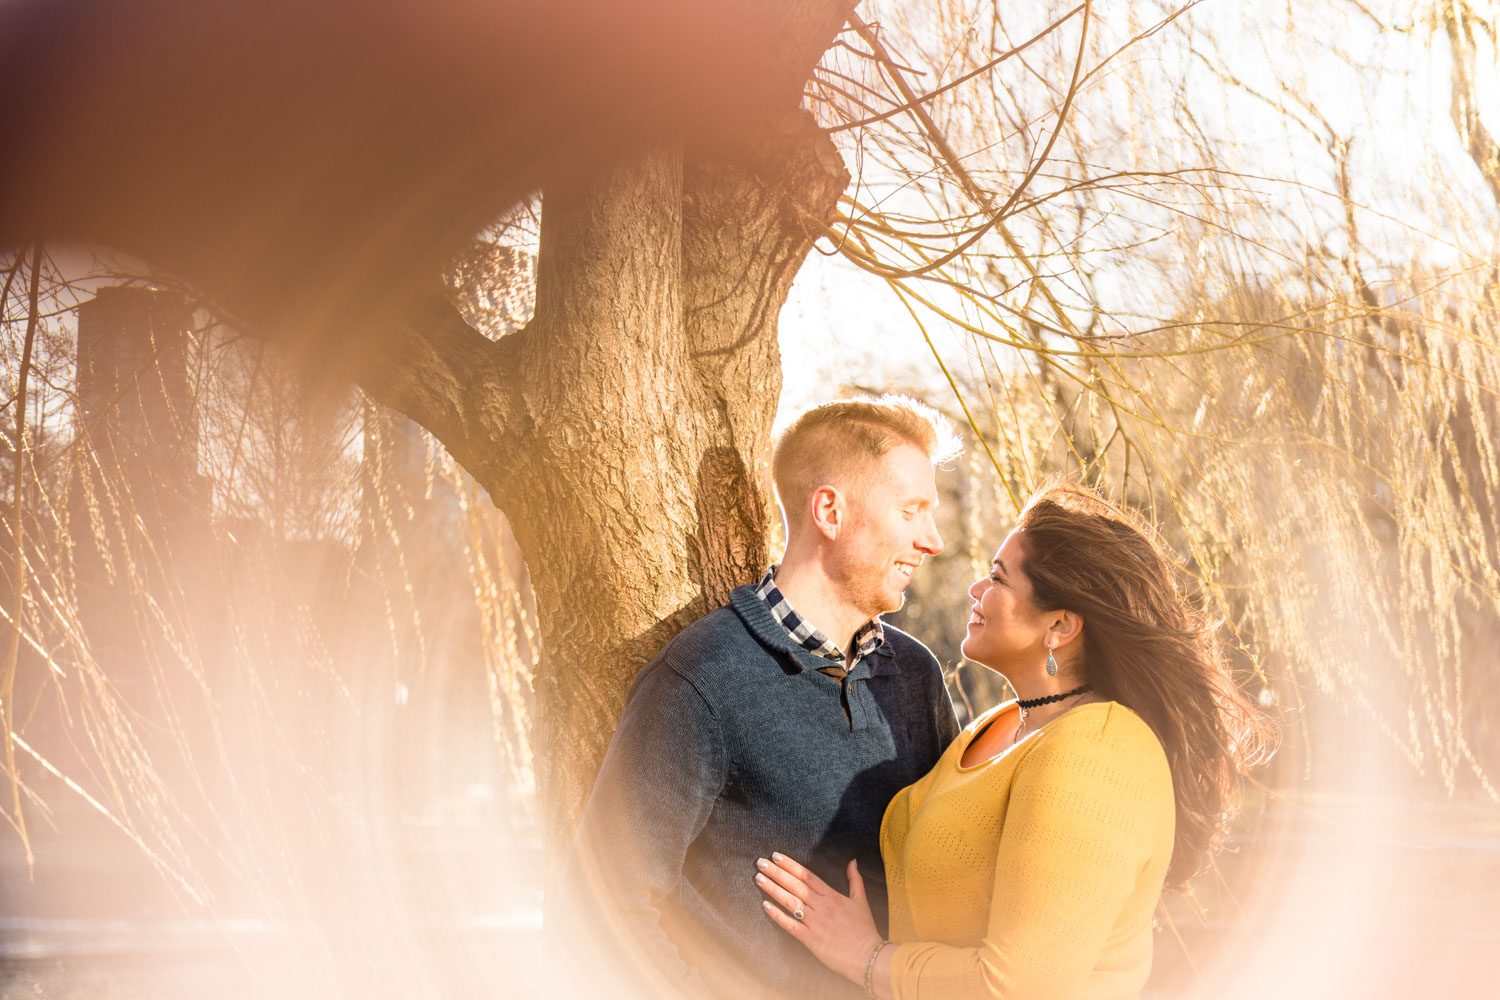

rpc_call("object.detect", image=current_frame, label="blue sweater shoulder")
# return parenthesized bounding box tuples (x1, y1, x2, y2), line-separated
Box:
(878, 620, 941, 667)
(625, 602, 760, 708)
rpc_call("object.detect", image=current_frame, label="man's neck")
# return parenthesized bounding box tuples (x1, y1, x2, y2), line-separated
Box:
(772, 554, 871, 657)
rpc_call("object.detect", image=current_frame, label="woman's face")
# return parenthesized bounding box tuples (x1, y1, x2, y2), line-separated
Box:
(961, 529, 1055, 673)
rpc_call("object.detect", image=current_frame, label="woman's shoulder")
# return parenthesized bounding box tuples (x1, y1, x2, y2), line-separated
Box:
(1014, 702, 1176, 862)
(962, 698, 1017, 735)
(1032, 701, 1169, 773)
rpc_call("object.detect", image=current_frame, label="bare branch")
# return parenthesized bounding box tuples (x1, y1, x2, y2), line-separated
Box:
(829, 3, 1086, 134)
(2, 244, 41, 875)
(1444, 3, 1500, 209)
(345, 291, 526, 487)
(844, 4, 1091, 283)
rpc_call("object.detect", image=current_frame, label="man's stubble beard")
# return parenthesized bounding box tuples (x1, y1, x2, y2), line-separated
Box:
(843, 563, 907, 621)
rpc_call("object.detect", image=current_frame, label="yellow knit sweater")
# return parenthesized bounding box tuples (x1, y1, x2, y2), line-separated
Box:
(881, 700, 1174, 1000)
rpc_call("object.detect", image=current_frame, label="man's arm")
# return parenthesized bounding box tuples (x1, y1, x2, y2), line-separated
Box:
(553, 659, 726, 1000)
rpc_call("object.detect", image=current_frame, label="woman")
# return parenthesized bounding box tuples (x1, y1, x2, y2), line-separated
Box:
(753, 481, 1274, 999)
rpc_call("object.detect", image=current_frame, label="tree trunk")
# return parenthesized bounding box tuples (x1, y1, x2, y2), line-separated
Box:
(352, 111, 851, 852)
(511, 116, 851, 851)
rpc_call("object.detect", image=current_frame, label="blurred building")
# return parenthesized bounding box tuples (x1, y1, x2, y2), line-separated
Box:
(71, 286, 212, 695)
(75, 286, 206, 518)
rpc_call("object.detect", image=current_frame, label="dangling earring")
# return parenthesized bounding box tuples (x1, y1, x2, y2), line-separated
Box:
(1045, 648, 1058, 676)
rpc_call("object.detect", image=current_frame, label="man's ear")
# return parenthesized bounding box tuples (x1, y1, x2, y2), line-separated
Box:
(808, 485, 845, 541)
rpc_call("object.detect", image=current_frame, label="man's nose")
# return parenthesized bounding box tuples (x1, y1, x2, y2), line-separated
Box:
(917, 516, 943, 555)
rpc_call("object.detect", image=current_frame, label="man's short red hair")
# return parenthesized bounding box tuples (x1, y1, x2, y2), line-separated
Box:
(772, 395, 960, 533)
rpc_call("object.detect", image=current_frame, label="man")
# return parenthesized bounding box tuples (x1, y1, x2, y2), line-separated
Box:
(558, 396, 961, 1000)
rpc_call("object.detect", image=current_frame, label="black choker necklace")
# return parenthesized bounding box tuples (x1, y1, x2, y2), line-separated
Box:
(1017, 684, 1091, 710)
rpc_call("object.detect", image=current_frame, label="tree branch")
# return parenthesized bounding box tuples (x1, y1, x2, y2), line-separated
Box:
(827, 3, 1086, 134)
(1445, 4, 1500, 210)
(346, 290, 529, 485)
(3, 244, 42, 876)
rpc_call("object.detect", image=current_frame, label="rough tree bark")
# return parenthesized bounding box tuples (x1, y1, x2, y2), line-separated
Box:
(349, 6, 856, 847)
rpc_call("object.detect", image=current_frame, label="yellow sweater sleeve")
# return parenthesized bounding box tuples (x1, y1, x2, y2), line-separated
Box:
(890, 708, 1172, 1000)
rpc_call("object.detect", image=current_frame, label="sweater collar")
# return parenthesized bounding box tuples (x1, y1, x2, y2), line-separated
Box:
(729, 585, 899, 677)
(754, 566, 886, 663)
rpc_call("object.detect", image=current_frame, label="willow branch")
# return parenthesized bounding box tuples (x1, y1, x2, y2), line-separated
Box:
(1444, 4, 1500, 209)
(3, 244, 42, 875)
(829, 3, 1087, 134)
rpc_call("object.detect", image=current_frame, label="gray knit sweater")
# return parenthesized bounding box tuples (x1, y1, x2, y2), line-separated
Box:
(558, 585, 959, 1000)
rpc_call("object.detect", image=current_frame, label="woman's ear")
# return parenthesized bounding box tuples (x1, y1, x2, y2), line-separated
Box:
(1048, 609, 1084, 650)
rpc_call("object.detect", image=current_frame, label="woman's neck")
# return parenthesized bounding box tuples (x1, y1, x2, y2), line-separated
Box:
(1012, 682, 1100, 736)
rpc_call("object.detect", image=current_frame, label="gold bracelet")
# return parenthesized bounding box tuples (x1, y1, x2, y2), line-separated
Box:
(863, 938, 889, 998)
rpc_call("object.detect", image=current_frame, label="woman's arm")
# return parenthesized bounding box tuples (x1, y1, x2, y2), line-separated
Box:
(756, 855, 887, 988)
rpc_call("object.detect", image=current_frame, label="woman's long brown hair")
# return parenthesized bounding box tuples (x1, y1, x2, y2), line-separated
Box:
(1015, 480, 1276, 888)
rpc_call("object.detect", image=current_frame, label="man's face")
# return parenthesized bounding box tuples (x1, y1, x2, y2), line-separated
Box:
(830, 442, 944, 619)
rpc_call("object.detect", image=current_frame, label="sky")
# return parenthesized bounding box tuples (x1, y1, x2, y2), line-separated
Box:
(776, 252, 955, 424)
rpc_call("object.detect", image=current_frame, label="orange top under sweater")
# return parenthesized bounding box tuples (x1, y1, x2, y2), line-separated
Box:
(881, 700, 1175, 1000)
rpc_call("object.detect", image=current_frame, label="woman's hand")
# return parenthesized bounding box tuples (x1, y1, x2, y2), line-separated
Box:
(755, 852, 884, 985)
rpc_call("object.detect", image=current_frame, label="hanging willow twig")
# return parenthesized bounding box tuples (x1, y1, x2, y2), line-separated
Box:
(2, 244, 42, 875)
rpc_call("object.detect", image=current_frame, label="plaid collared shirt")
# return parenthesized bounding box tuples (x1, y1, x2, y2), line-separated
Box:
(755, 566, 885, 672)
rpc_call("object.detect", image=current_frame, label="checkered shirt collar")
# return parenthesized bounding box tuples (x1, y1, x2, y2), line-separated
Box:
(755, 566, 885, 664)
